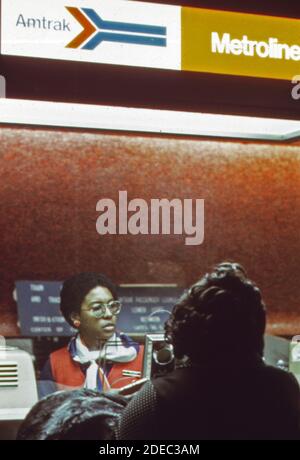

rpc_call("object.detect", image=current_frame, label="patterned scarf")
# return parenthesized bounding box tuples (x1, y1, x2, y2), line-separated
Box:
(68, 332, 139, 391)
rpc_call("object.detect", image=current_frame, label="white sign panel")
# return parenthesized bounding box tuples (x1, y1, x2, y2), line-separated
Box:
(1, 0, 181, 70)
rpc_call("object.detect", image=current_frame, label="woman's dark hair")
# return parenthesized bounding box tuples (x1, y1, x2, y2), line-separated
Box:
(165, 262, 266, 363)
(16, 389, 127, 440)
(60, 272, 118, 326)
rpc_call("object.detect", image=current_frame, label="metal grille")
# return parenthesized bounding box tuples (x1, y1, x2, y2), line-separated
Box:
(0, 361, 18, 387)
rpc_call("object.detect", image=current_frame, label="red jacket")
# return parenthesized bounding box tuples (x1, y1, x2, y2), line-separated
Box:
(49, 344, 144, 391)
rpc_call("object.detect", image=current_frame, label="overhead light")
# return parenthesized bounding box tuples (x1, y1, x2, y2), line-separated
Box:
(0, 98, 299, 141)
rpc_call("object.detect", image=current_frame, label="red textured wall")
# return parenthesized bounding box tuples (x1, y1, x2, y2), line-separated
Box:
(0, 127, 300, 336)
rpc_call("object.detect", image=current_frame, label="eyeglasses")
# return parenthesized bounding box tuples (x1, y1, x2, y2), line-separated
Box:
(82, 300, 122, 318)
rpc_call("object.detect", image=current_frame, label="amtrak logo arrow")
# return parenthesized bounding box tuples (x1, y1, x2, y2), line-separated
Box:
(66, 7, 167, 49)
(66, 7, 96, 48)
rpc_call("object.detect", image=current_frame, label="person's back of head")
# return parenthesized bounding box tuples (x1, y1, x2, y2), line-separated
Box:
(119, 262, 300, 440)
(165, 261, 266, 364)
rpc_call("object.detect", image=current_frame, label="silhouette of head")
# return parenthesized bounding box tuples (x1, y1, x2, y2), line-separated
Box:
(165, 262, 266, 364)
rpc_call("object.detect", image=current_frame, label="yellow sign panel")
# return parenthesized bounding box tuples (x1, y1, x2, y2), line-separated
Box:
(182, 7, 300, 80)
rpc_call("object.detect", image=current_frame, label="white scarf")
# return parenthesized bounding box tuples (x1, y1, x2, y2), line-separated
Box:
(72, 334, 137, 390)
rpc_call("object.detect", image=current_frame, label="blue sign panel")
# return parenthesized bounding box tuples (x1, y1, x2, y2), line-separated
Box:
(117, 286, 182, 334)
(15, 281, 182, 337)
(15, 280, 73, 336)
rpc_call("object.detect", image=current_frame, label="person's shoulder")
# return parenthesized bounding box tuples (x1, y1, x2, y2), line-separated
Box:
(260, 363, 300, 391)
(50, 345, 69, 358)
(151, 367, 186, 391)
(262, 363, 295, 378)
(50, 344, 70, 361)
(119, 332, 144, 353)
(119, 332, 139, 346)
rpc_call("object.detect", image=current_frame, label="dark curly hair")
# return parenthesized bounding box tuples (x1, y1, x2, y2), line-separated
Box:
(17, 389, 127, 440)
(165, 262, 266, 363)
(60, 272, 118, 326)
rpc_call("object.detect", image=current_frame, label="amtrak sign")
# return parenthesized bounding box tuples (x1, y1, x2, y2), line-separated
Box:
(2, 0, 300, 80)
(1, 0, 181, 70)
